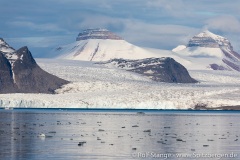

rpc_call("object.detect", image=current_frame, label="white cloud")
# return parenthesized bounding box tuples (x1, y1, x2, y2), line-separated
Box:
(6, 36, 74, 48)
(2, 0, 240, 54)
(74, 15, 200, 49)
(120, 20, 200, 49)
(147, 0, 184, 10)
(76, 15, 124, 30)
(205, 15, 240, 33)
(8, 21, 68, 33)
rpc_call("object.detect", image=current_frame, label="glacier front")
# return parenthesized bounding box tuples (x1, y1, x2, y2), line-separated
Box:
(0, 58, 240, 109)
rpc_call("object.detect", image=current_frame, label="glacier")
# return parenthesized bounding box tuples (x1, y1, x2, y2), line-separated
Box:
(0, 58, 239, 109)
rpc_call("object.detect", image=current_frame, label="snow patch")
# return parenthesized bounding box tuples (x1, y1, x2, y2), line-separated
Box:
(20, 54, 24, 60)
(172, 45, 186, 52)
(144, 70, 154, 74)
(197, 30, 225, 40)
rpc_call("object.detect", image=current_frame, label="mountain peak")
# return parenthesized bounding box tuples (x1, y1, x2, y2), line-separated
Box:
(0, 38, 5, 43)
(0, 38, 15, 53)
(0, 38, 8, 44)
(195, 30, 225, 41)
(76, 28, 123, 41)
(173, 30, 240, 72)
(188, 30, 230, 48)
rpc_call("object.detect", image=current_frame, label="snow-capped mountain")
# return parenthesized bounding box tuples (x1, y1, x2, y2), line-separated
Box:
(0, 38, 15, 53)
(54, 28, 161, 61)
(0, 38, 68, 93)
(97, 58, 197, 83)
(172, 30, 240, 71)
(0, 38, 16, 64)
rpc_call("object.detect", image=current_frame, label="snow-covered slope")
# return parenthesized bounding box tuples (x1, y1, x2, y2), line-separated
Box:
(172, 45, 186, 52)
(56, 39, 162, 61)
(0, 58, 239, 109)
(172, 30, 240, 71)
(54, 29, 162, 61)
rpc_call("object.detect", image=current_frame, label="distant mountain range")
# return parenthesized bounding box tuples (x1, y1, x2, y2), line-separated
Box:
(1, 28, 240, 93)
(53, 28, 198, 83)
(54, 29, 240, 73)
(0, 38, 68, 93)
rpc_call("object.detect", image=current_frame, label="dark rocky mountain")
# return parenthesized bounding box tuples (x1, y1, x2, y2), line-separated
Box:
(98, 58, 197, 83)
(0, 52, 16, 93)
(12, 47, 69, 93)
(76, 28, 123, 41)
(0, 38, 69, 94)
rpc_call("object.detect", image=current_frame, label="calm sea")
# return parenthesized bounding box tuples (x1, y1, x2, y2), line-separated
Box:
(0, 109, 239, 160)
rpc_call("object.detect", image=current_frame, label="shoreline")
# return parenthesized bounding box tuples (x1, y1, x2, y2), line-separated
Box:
(1, 106, 240, 112)
(194, 105, 240, 111)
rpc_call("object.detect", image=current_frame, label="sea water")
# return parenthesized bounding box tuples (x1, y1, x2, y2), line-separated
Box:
(0, 109, 239, 160)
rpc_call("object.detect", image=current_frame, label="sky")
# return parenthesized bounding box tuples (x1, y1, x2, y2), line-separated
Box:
(1, 0, 240, 57)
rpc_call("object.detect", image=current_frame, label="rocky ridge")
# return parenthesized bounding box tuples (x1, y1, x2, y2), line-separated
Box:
(0, 38, 69, 93)
(97, 58, 197, 83)
(76, 28, 123, 41)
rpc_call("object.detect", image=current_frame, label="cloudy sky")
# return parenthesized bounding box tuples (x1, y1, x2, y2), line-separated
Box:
(1, 0, 240, 57)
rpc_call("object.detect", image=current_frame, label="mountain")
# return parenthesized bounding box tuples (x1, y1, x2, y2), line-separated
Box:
(0, 38, 15, 55)
(0, 38, 69, 93)
(54, 28, 161, 61)
(97, 58, 197, 83)
(172, 30, 240, 71)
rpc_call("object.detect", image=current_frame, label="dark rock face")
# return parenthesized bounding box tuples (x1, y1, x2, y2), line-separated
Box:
(209, 64, 228, 71)
(12, 47, 69, 93)
(188, 37, 219, 48)
(222, 59, 240, 72)
(0, 42, 69, 94)
(0, 52, 16, 93)
(99, 58, 197, 83)
(76, 29, 123, 41)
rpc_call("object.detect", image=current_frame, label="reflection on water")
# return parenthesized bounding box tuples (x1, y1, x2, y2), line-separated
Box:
(0, 110, 239, 160)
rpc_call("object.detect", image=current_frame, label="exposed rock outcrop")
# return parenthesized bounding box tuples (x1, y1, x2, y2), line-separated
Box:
(98, 58, 198, 83)
(76, 28, 123, 41)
